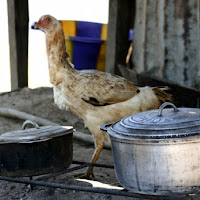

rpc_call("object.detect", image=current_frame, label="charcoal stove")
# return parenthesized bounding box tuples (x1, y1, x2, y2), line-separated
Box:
(0, 160, 198, 200)
(0, 120, 199, 199)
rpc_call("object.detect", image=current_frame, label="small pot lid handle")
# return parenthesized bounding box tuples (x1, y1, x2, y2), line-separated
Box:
(100, 122, 114, 131)
(158, 102, 179, 117)
(22, 120, 40, 130)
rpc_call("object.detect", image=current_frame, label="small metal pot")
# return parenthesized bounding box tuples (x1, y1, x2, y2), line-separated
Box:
(101, 102, 200, 195)
(0, 120, 74, 177)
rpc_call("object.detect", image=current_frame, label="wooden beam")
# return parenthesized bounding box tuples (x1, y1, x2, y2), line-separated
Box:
(106, 0, 134, 75)
(7, 0, 29, 90)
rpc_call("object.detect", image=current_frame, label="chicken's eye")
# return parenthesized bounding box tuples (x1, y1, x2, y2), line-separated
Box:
(46, 17, 51, 23)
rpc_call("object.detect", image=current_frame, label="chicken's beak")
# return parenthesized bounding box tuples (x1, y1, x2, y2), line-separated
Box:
(34, 22, 40, 29)
(32, 21, 45, 33)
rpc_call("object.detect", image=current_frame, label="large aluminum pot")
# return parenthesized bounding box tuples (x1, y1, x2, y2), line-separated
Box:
(101, 102, 200, 195)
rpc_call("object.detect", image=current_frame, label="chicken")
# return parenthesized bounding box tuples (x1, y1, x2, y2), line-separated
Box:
(34, 15, 175, 179)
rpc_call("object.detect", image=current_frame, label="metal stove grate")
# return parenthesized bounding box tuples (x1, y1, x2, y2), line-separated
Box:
(0, 161, 198, 200)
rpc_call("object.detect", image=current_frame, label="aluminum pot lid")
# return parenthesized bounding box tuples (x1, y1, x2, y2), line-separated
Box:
(0, 120, 74, 143)
(108, 102, 200, 139)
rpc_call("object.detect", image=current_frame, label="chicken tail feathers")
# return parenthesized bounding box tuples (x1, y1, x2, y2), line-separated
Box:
(153, 87, 177, 105)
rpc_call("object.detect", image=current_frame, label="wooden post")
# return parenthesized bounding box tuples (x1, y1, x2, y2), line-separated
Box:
(132, 0, 200, 89)
(106, 0, 134, 75)
(7, 0, 29, 90)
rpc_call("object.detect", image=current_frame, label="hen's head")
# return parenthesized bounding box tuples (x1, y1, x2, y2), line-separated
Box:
(34, 15, 61, 34)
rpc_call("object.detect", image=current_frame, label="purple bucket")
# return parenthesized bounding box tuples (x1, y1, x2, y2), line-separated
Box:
(77, 21, 102, 38)
(70, 36, 104, 70)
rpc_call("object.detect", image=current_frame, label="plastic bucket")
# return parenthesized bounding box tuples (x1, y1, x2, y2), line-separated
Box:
(65, 35, 73, 62)
(96, 41, 106, 71)
(96, 24, 107, 71)
(61, 20, 76, 36)
(70, 36, 104, 70)
(77, 21, 102, 38)
(129, 29, 134, 41)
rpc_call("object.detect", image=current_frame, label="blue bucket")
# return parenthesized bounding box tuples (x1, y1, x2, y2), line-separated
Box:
(70, 36, 104, 70)
(129, 29, 134, 41)
(77, 21, 102, 38)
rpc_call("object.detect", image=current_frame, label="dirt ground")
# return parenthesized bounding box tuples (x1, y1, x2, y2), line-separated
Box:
(0, 87, 150, 200)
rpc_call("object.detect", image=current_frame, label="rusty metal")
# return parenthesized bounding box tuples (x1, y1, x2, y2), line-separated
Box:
(72, 160, 114, 168)
(35, 160, 114, 181)
(0, 161, 197, 200)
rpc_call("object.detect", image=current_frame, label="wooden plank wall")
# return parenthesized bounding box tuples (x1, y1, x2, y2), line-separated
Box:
(110, 0, 200, 108)
(7, 0, 29, 90)
(106, 0, 134, 75)
(132, 0, 200, 89)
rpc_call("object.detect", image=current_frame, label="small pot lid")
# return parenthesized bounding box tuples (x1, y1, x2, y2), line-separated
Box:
(0, 120, 74, 143)
(108, 102, 200, 139)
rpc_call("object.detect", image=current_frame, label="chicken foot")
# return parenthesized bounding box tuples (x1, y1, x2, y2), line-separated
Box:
(75, 139, 104, 179)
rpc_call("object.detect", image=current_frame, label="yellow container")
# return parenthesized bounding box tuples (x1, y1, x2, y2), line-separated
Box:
(100, 24, 107, 40)
(96, 41, 106, 71)
(61, 21, 76, 62)
(61, 21, 108, 71)
(61, 21, 76, 36)
(65, 36, 73, 62)
(96, 24, 107, 71)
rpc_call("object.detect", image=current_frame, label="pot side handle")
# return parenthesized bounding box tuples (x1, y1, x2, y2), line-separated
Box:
(100, 122, 114, 131)
(22, 120, 40, 130)
(158, 102, 179, 117)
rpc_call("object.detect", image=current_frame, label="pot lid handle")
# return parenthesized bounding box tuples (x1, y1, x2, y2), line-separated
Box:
(158, 102, 179, 117)
(22, 120, 40, 130)
(100, 122, 114, 131)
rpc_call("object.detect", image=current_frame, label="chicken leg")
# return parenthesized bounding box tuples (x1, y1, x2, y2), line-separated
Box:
(76, 134, 105, 179)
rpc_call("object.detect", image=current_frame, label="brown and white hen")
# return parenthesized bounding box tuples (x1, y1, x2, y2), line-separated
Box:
(34, 15, 175, 178)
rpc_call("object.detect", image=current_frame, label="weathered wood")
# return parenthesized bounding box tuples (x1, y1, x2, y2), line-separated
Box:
(106, 0, 134, 75)
(133, 0, 200, 89)
(119, 65, 200, 108)
(7, 0, 29, 90)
